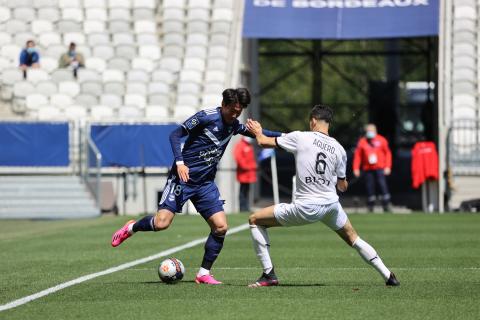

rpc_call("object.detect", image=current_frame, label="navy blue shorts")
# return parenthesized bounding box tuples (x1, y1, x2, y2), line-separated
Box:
(158, 173, 225, 220)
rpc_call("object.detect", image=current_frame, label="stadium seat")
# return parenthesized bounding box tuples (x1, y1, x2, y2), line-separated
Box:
(84, 0, 107, 8)
(133, 0, 156, 9)
(27, 69, 50, 84)
(109, 8, 131, 21)
(104, 81, 126, 95)
(93, 45, 115, 60)
(31, 20, 54, 34)
(136, 33, 159, 45)
(58, 81, 81, 97)
(163, 8, 185, 21)
(145, 105, 169, 118)
(77, 69, 101, 82)
(178, 82, 201, 95)
(90, 105, 114, 120)
(26, 93, 49, 110)
(62, 8, 84, 22)
(163, 21, 184, 34)
(131, 57, 155, 72)
(102, 69, 125, 82)
(127, 69, 150, 82)
(453, 93, 476, 109)
(174, 105, 197, 119)
(5, 20, 29, 34)
(151, 70, 175, 84)
(133, 8, 155, 20)
(113, 32, 135, 45)
(205, 70, 226, 84)
(184, 57, 206, 71)
(186, 33, 208, 46)
(188, 0, 211, 9)
(13, 81, 36, 98)
(118, 105, 143, 118)
(86, 8, 108, 21)
(51, 69, 75, 82)
(88, 32, 110, 46)
(176, 94, 199, 107)
(0, 57, 11, 69)
(163, 0, 186, 9)
(85, 57, 107, 72)
(148, 93, 170, 106)
(159, 57, 182, 72)
(126, 82, 147, 95)
(63, 32, 86, 46)
(115, 44, 137, 59)
(36, 81, 58, 96)
(211, 21, 231, 34)
(139, 45, 161, 60)
(108, 0, 131, 9)
(211, 33, 229, 46)
(207, 57, 227, 71)
(186, 21, 209, 34)
(13, 32, 35, 47)
(64, 104, 88, 119)
(37, 105, 62, 119)
(39, 32, 62, 48)
(0, 7, 11, 23)
(56, 20, 82, 33)
(33, 0, 57, 8)
(13, 7, 36, 22)
(50, 93, 74, 108)
(109, 20, 131, 33)
(209, 45, 229, 59)
(1, 44, 20, 61)
(84, 20, 106, 34)
(163, 44, 184, 57)
(214, 0, 234, 8)
(187, 8, 209, 21)
(0, 32, 12, 46)
(37, 8, 60, 22)
(59, 0, 81, 8)
(179, 70, 203, 83)
(40, 57, 57, 73)
(454, 6, 476, 20)
(185, 45, 208, 59)
(81, 81, 103, 96)
(134, 20, 157, 33)
(148, 82, 170, 95)
(100, 93, 123, 108)
(75, 94, 99, 107)
(212, 8, 233, 22)
(46, 44, 65, 60)
(124, 93, 147, 108)
(1, 68, 23, 85)
(202, 94, 221, 107)
(204, 83, 224, 94)
(108, 57, 131, 72)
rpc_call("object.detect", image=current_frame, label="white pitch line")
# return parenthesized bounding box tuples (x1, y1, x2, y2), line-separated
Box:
(0, 223, 250, 313)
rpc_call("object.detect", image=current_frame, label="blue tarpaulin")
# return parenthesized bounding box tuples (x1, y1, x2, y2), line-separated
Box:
(90, 124, 178, 167)
(0, 122, 69, 166)
(243, 0, 439, 39)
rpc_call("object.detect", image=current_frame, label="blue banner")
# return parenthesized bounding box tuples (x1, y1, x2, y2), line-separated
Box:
(0, 122, 69, 166)
(243, 0, 439, 39)
(90, 124, 178, 167)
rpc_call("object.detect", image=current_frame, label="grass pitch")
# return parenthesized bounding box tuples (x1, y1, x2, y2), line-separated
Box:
(0, 213, 479, 319)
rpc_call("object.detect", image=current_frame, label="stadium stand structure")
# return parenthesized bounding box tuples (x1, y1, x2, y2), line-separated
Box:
(0, 0, 245, 218)
(0, 0, 240, 122)
(440, 0, 480, 210)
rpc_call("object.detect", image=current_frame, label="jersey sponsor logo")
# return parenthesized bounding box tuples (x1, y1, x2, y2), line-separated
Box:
(304, 176, 331, 186)
(199, 147, 223, 167)
(185, 117, 200, 130)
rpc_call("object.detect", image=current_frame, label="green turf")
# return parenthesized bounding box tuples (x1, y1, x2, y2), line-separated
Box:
(1, 213, 479, 319)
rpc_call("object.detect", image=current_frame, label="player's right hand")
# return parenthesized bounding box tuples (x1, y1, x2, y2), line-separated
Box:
(177, 164, 189, 182)
(246, 119, 262, 136)
(353, 170, 360, 178)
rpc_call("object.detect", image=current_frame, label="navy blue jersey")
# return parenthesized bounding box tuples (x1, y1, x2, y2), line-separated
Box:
(177, 107, 250, 184)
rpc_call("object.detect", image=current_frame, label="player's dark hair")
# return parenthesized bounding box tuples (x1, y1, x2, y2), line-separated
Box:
(310, 104, 333, 123)
(222, 88, 251, 108)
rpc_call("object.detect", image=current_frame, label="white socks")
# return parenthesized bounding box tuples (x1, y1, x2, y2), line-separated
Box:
(250, 225, 273, 274)
(352, 237, 391, 280)
(197, 267, 210, 277)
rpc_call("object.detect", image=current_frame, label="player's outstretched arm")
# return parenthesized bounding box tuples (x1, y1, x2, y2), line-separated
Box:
(246, 119, 277, 148)
(169, 126, 189, 182)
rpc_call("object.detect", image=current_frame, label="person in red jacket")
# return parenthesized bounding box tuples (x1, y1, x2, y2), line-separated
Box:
(233, 136, 257, 211)
(353, 124, 392, 212)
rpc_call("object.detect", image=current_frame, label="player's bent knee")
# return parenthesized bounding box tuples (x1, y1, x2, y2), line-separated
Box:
(214, 224, 228, 235)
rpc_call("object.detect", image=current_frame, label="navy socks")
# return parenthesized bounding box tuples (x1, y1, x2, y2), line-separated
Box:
(201, 232, 225, 270)
(132, 215, 155, 232)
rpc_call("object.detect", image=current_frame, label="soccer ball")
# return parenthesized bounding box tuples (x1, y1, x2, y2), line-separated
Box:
(158, 258, 185, 284)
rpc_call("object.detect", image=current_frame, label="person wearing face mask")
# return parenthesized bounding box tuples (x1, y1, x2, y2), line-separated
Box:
(353, 124, 392, 212)
(59, 42, 85, 78)
(19, 40, 40, 79)
(233, 136, 258, 212)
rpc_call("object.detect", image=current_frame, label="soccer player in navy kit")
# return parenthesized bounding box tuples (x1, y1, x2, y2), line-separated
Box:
(111, 88, 283, 284)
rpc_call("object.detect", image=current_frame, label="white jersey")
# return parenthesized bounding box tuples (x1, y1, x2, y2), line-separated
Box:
(276, 131, 347, 204)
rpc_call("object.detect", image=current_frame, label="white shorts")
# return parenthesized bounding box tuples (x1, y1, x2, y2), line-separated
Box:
(273, 201, 348, 231)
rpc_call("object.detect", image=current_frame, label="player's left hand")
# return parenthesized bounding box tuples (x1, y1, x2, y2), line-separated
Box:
(384, 167, 391, 176)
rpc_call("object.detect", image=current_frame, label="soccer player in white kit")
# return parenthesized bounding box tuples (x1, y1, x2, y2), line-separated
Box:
(245, 105, 399, 287)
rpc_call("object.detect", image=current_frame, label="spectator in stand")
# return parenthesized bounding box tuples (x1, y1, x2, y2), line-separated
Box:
(233, 136, 257, 212)
(59, 42, 85, 78)
(19, 40, 40, 79)
(353, 124, 392, 212)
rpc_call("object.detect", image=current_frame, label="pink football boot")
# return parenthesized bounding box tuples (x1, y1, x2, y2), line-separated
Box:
(195, 274, 222, 285)
(111, 220, 135, 247)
